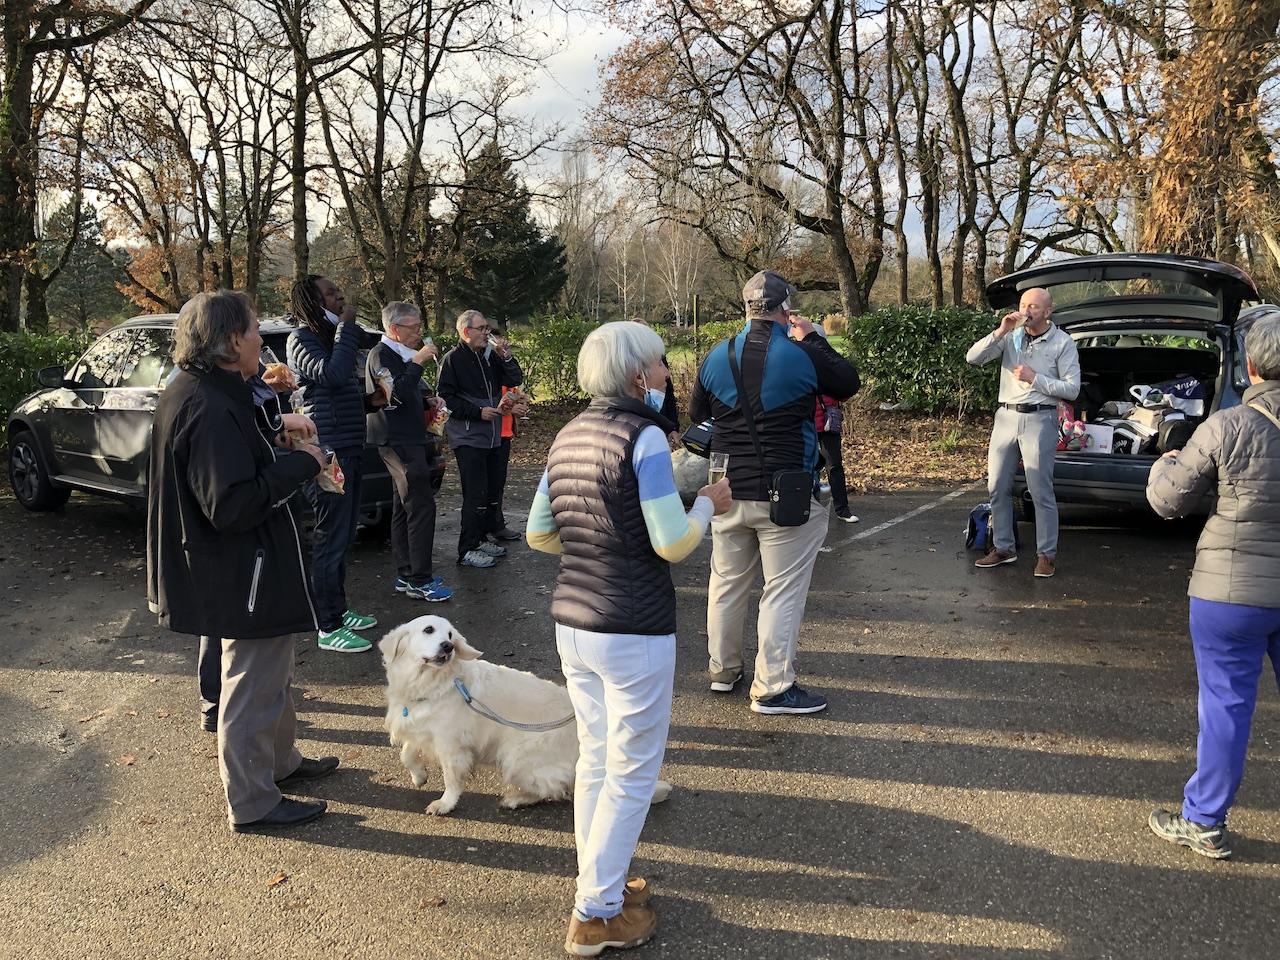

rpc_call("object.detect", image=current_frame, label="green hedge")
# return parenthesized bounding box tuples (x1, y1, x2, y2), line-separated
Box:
(1, 330, 92, 425)
(844, 306, 1000, 414)
(511, 314, 597, 402)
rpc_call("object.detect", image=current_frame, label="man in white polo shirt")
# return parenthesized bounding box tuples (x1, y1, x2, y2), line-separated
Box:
(966, 287, 1080, 578)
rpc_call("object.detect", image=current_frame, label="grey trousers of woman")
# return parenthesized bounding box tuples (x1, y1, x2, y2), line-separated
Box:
(217, 636, 302, 826)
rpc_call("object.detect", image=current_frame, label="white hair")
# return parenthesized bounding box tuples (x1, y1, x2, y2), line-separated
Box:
(381, 301, 420, 331)
(456, 309, 485, 334)
(1246, 314, 1280, 380)
(577, 321, 665, 398)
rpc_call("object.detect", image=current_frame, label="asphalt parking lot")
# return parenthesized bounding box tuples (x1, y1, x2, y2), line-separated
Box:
(1, 470, 1277, 959)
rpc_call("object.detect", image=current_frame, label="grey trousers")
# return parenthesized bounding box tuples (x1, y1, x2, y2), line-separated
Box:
(707, 498, 830, 699)
(987, 407, 1059, 558)
(218, 636, 302, 826)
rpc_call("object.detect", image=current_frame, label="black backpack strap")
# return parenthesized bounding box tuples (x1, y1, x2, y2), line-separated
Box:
(726, 335, 768, 499)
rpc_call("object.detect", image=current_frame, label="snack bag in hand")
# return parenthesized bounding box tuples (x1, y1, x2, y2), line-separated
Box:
(316, 453, 346, 494)
(262, 362, 297, 392)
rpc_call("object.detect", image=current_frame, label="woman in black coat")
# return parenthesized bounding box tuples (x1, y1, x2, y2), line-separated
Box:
(148, 290, 336, 832)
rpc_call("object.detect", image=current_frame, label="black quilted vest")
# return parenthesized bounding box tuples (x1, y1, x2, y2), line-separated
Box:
(547, 397, 677, 635)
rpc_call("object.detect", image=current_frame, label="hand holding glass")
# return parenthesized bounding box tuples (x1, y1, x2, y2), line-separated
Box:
(709, 452, 729, 485)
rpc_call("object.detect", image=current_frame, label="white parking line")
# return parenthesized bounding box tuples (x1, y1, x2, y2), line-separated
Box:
(823, 482, 983, 551)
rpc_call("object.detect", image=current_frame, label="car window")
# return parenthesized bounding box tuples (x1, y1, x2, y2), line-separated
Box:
(118, 327, 176, 389)
(67, 330, 137, 390)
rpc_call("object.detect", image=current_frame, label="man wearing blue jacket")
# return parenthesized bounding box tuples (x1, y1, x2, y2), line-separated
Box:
(690, 270, 860, 715)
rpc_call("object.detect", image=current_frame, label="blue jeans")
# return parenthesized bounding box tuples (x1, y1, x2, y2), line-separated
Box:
(305, 451, 363, 631)
(1183, 597, 1280, 826)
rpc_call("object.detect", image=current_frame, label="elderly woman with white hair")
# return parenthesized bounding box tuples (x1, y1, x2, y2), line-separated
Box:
(1146, 313, 1280, 860)
(527, 321, 731, 955)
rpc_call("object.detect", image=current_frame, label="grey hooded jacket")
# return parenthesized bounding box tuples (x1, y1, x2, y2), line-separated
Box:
(1146, 379, 1280, 607)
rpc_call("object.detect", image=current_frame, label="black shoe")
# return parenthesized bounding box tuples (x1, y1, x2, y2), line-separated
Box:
(750, 684, 828, 715)
(232, 797, 327, 833)
(275, 755, 340, 786)
(493, 526, 522, 541)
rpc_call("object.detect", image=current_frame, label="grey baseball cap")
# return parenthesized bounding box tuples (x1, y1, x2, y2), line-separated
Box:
(742, 270, 796, 318)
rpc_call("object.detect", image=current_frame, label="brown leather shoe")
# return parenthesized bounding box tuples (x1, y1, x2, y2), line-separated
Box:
(1034, 554, 1056, 578)
(623, 878, 651, 907)
(974, 548, 1017, 569)
(565, 904, 657, 956)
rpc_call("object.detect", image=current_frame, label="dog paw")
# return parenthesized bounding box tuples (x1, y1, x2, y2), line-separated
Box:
(425, 798, 455, 816)
(409, 771, 428, 789)
(650, 780, 673, 805)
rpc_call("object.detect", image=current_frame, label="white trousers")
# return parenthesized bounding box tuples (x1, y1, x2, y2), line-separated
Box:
(556, 623, 675, 921)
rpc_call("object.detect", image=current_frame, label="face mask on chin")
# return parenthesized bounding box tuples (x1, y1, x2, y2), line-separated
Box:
(640, 373, 664, 412)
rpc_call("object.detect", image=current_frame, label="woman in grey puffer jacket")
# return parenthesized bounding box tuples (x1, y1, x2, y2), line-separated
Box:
(1144, 314, 1280, 861)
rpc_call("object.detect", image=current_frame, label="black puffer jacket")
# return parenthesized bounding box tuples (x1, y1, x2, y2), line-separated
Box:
(546, 397, 677, 636)
(147, 365, 320, 639)
(287, 321, 378, 453)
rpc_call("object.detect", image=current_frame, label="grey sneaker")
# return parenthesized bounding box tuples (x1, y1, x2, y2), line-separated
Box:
(458, 549, 497, 569)
(709, 669, 743, 693)
(1149, 808, 1232, 860)
(476, 540, 507, 558)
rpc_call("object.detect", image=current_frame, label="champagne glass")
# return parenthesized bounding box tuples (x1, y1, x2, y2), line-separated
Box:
(709, 452, 729, 485)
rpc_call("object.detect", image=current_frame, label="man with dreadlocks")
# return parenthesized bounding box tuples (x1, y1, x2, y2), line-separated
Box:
(286, 275, 382, 653)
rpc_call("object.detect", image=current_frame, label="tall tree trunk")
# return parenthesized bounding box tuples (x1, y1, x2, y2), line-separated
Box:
(289, 5, 309, 282)
(24, 271, 48, 332)
(1, 9, 36, 332)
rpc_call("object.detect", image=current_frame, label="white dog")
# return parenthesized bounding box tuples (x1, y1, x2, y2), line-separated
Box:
(381, 614, 671, 816)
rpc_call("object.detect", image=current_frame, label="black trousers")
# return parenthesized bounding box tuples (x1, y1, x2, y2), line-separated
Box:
(819, 431, 850, 512)
(379, 444, 438, 583)
(493, 437, 512, 529)
(454, 444, 503, 557)
(199, 635, 220, 730)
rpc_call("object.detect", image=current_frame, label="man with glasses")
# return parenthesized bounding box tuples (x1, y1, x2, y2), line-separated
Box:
(437, 309, 525, 568)
(366, 302, 453, 601)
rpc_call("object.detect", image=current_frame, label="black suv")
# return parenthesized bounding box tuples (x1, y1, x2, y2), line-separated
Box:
(985, 253, 1266, 517)
(6, 313, 403, 527)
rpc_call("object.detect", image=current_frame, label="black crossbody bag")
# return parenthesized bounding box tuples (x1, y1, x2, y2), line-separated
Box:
(726, 336, 813, 527)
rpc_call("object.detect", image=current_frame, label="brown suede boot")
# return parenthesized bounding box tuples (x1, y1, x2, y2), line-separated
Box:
(564, 904, 657, 956)
(623, 878, 652, 907)
(1034, 554, 1056, 578)
(974, 548, 1017, 568)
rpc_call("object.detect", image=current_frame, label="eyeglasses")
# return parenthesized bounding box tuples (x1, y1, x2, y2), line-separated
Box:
(468, 325, 492, 333)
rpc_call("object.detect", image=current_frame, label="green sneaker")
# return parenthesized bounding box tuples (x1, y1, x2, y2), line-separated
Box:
(318, 627, 372, 654)
(341, 609, 378, 631)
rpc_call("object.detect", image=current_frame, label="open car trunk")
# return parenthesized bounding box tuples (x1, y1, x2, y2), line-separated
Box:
(1074, 344, 1220, 428)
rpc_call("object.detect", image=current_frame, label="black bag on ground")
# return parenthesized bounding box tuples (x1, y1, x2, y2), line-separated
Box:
(726, 337, 812, 527)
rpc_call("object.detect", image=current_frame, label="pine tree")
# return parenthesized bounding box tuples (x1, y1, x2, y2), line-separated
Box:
(445, 142, 567, 326)
(42, 202, 130, 332)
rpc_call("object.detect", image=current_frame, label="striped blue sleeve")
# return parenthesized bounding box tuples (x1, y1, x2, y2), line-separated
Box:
(525, 468, 562, 554)
(633, 426, 713, 563)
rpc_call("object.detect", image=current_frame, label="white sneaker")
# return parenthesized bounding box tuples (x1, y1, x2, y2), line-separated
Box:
(458, 549, 497, 568)
(476, 540, 507, 558)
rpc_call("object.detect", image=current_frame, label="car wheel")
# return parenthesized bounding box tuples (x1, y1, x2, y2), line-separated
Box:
(8, 430, 70, 511)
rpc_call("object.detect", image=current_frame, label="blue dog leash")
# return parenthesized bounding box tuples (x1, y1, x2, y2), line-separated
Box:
(401, 678, 575, 733)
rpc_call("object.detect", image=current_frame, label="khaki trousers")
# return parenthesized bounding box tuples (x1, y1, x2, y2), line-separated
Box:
(707, 498, 829, 699)
(218, 636, 302, 826)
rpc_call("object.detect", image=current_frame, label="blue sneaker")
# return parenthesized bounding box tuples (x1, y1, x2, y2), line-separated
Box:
(406, 579, 453, 602)
(397, 575, 442, 593)
(750, 684, 828, 715)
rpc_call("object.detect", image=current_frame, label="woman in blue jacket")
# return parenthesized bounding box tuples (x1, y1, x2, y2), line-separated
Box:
(286, 275, 380, 654)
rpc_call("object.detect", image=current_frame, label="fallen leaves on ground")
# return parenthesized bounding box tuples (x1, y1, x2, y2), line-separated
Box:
(420, 896, 447, 909)
(267, 871, 289, 890)
(506, 399, 991, 492)
(118, 754, 136, 766)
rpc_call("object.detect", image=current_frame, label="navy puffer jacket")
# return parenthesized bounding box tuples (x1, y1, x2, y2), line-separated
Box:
(287, 322, 374, 454)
